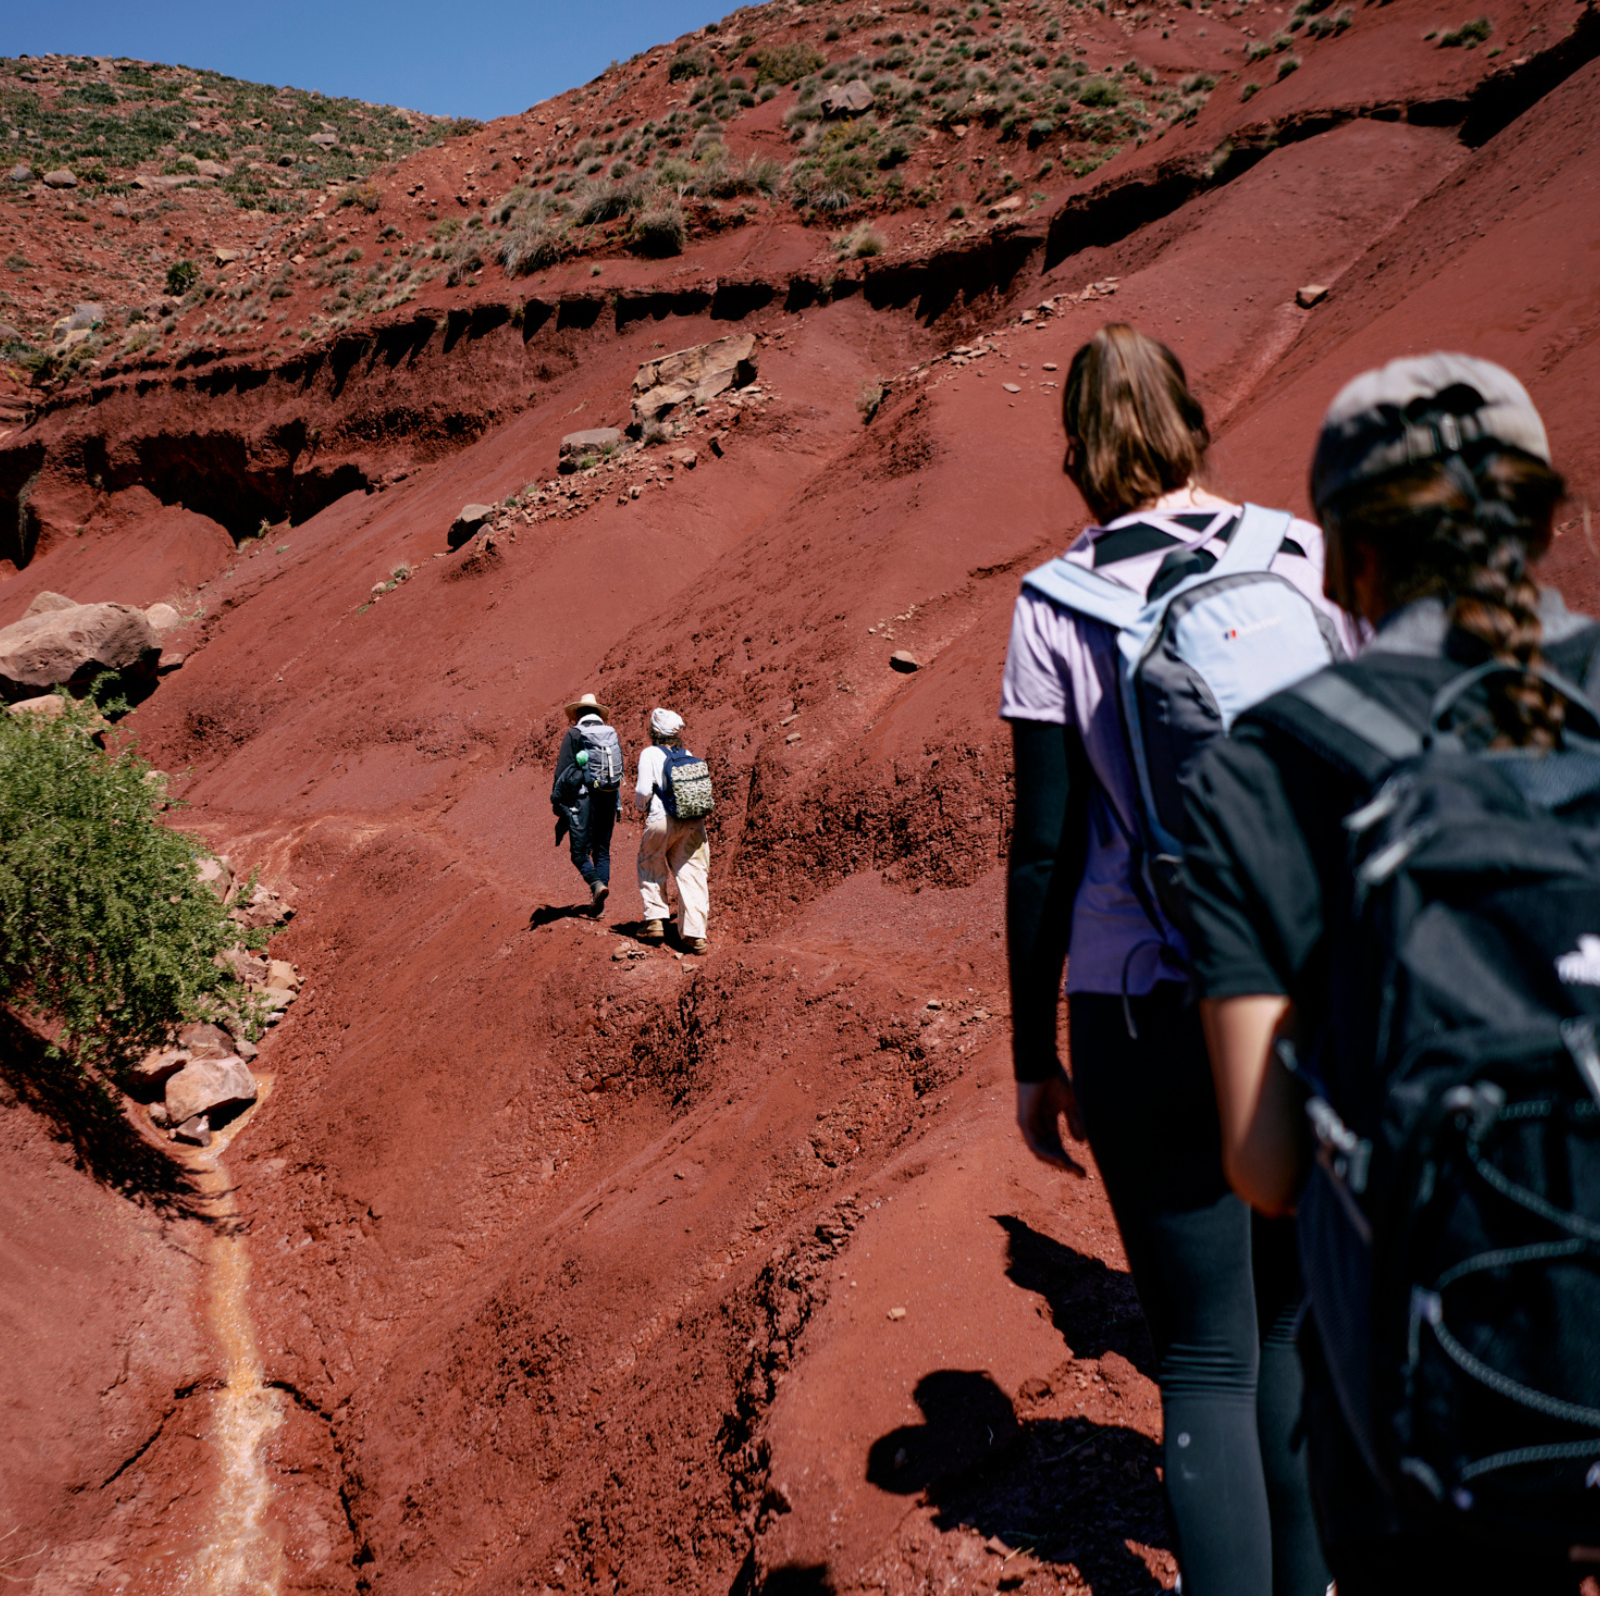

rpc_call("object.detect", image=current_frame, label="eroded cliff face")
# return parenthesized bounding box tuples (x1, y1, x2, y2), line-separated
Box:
(3, 0, 1599, 1590)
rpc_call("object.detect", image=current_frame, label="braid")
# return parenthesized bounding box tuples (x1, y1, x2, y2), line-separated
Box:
(1434, 455, 1564, 748)
(1325, 446, 1568, 749)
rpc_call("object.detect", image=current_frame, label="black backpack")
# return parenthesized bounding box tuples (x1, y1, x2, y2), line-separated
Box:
(1263, 650, 1600, 1553)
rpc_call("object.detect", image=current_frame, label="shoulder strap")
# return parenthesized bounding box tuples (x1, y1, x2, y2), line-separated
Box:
(1251, 668, 1423, 787)
(1208, 503, 1294, 580)
(1021, 556, 1144, 631)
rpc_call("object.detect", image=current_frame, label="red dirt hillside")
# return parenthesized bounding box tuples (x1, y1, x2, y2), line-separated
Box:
(1, 0, 1598, 1590)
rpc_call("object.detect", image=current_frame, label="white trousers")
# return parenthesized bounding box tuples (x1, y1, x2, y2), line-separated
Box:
(636, 817, 710, 938)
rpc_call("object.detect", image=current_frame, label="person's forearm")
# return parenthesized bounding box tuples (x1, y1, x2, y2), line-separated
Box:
(1007, 720, 1089, 1081)
(1200, 994, 1308, 1215)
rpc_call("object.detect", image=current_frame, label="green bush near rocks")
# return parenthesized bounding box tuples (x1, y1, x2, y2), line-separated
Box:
(0, 699, 247, 1076)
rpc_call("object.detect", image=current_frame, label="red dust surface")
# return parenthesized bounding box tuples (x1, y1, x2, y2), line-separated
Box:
(1, 0, 1599, 1591)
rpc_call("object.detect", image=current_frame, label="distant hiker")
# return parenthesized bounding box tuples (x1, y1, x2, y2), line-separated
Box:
(1001, 323, 1359, 1594)
(635, 706, 712, 953)
(551, 692, 623, 916)
(1186, 355, 1600, 1590)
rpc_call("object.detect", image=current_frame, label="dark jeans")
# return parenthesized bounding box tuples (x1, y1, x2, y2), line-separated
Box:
(567, 788, 616, 887)
(1070, 986, 1329, 1596)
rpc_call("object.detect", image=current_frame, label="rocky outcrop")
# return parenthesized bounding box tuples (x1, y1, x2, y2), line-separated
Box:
(559, 427, 625, 473)
(447, 504, 495, 550)
(0, 602, 159, 702)
(632, 335, 757, 427)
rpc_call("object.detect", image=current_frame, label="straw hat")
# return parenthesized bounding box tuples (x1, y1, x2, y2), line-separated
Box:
(563, 692, 609, 721)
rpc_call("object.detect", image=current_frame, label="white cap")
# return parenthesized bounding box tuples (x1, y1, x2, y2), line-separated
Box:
(650, 707, 683, 738)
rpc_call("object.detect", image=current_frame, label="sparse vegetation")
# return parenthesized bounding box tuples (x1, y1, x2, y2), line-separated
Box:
(1439, 14, 1492, 46)
(0, 699, 247, 1077)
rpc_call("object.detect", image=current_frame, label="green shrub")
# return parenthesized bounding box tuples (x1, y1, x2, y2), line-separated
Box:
(669, 51, 710, 82)
(632, 199, 686, 256)
(754, 42, 827, 87)
(0, 701, 247, 1075)
(1240, 80, 1261, 101)
(1439, 14, 1491, 45)
(164, 259, 198, 295)
(1077, 76, 1122, 106)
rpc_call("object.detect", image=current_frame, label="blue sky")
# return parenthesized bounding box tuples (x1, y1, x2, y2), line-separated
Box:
(7, 1, 734, 121)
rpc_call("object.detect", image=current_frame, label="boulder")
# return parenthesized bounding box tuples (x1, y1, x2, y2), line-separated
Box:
(821, 78, 874, 116)
(890, 650, 922, 673)
(7, 164, 33, 184)
(559, 427, 624, 474)
(126, 1048, 189, 1089)
(49, 304, 104, 344)
(447, 503, 495, 549)
(267, 959, 300, 992)
(177, 1021, 238, 1059)
(1295, 283, 1330, 309)
(5, 692, 69, 720)
(195, 161, 231, 180)
(164, 1054, 255, 1125)
(41, 169, 78, 189)
(307, 131, 339, 149)
(145, 602, 182, 631)
(987, 196, 1023, 218)
(0, 602, 159, 702)
(632, 334, 758, 427)
(24, 591, 76, 617)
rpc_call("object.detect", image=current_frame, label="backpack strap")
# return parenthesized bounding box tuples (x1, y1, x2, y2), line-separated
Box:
(1020, 556, 1144, 630)
(1208, 503, 1294, 579)
(1252, 669, 1424, 788)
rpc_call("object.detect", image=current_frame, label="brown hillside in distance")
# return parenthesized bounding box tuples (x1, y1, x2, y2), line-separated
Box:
(1, 0, 1598, 1591)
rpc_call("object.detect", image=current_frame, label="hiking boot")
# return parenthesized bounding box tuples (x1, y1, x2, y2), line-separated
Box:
(641, 919, 665, 944)
(589, 880, 609, 916)
(686, 937, 708, 956)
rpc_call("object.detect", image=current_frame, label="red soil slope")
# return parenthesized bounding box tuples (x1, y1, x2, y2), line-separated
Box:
(2, 0, 1598, 1591)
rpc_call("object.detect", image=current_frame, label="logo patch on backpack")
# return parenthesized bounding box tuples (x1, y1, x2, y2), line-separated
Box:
(1558, 935, 1600, 986)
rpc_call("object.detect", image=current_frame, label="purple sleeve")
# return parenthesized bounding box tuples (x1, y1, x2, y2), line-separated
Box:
(1000, 590, 1073, 726)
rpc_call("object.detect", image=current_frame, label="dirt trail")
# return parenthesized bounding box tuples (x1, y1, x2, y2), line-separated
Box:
(3, 1, 1600, 1591)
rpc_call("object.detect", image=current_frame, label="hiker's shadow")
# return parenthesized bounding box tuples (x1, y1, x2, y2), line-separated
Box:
(995, 1213, 1155, 1379)
(865, 1369, 1166, 1594)
(528, 901, 592, 930)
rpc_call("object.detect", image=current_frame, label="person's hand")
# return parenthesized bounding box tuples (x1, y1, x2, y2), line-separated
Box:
(1016, 1065, 1087, 1176)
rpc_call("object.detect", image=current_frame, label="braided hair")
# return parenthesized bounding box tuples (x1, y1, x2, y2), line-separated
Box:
(1321, 443, 1568, 748)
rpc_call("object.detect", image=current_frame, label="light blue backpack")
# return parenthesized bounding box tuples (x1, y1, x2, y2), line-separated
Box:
(1021, 504, 1345, 923)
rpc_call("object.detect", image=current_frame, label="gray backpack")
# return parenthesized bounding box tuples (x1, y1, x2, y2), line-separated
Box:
(575, 720, 624, 790)
(1021, 504, 1345, 922)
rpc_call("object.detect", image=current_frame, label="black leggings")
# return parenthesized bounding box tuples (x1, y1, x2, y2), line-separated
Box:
(1070, 986, 1329, 1596)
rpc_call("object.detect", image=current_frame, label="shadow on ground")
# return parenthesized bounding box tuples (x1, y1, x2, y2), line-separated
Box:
(866, 1368, 1167, 1593)
(0, 1010, 206, 1218)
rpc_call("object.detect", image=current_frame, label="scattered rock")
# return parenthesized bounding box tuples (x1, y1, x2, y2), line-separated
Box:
(145, 602, 182, 631)
(229, 882, 291, 929)
(1296, 283, 1330, 309)
(108, 200, 129, 217)
(164, 1054, 256, 1125)
(0, 602, 159, 702)
(196, 161, 232, 180)
(7, 164, 33, 184)
(41, 168, 79, 189)
(1002, 382, 1021, 394)
(889, 650, 922, 673)
(258, 986, 297, 1013)
(49, 303, 104, 343)
(821, 78, 874, 117)
(887, 1306, 908, 1321)
(632, 334, 757, 427)
(925, 998, 943, 1009)
(196, 856, 233, 899)
(4, 692, 70, 721)
(233, 1034, 259, 1063)
(447, 503, 495, 549)
(559, 427, 624, 473)
(220, 946, 269, 985)
(307, 131, 339, 149)
(672, 448, 698, 470)
(987, 196, 1023, 218)
(177, 1021, 237, 1059)
(172, 1113, 212, 1147)
(157, 650, 185, 674)
(126, 1048, 189, 1089)
(1042, 362, 1058, 372)
(707, 431, 725, 458)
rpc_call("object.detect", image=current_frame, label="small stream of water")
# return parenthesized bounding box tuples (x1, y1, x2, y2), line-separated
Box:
(175, 1085, 287, 1596)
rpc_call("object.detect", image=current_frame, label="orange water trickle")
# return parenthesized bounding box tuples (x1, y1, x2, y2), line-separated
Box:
(174, 1080, 287, 1596)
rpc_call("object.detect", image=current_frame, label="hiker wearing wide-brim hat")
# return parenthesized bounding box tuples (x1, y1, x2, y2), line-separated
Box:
(564, 692, 611, 723)
(550, 692, 625, 916)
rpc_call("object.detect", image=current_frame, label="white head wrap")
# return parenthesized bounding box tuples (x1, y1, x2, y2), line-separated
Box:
(650, 707, 684, 739)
